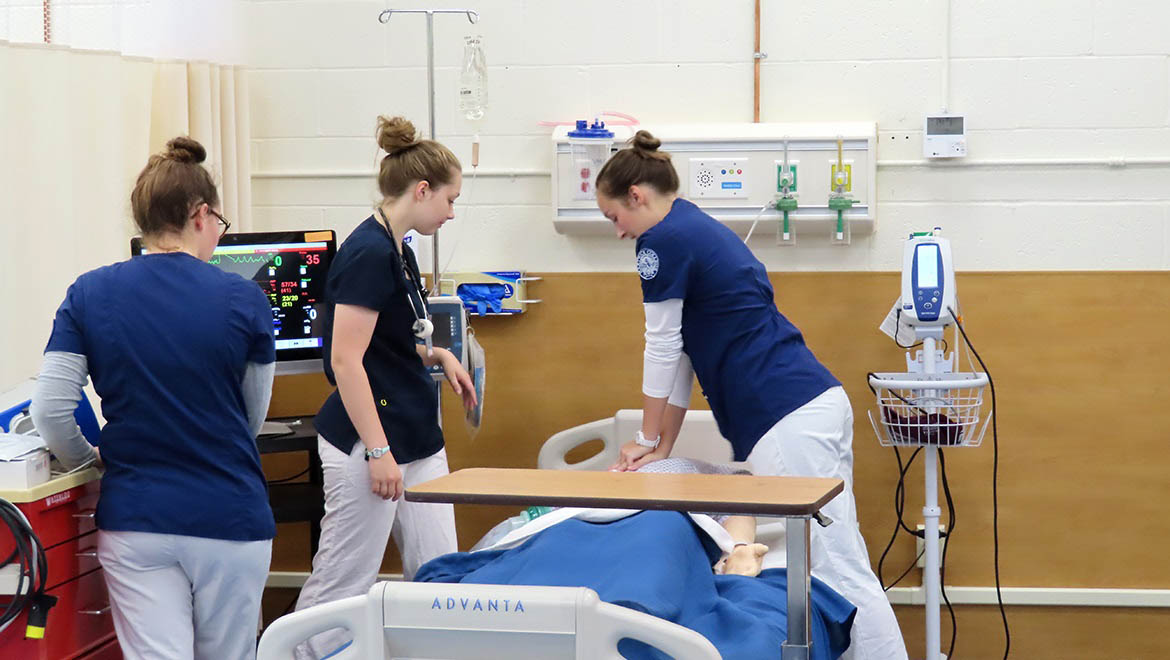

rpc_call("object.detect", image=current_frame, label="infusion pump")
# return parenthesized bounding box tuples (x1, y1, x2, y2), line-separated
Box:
(900, 235, 956, 327)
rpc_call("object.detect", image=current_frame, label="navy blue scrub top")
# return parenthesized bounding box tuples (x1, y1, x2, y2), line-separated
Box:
(315, 216, 444, 464)
(45, 253, 277, 542)
(636, 198, 841, 461)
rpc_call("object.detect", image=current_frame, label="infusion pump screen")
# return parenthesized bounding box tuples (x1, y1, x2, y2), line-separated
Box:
(210, 242, 331, 353)
(916, 244, 940, 289)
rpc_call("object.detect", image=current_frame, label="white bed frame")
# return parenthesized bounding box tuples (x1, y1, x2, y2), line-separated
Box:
(257, 581, 718, 659)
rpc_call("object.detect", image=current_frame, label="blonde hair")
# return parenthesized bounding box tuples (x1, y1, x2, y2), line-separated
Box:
(376, 116, 461, 199)
(130, 136, 218, 236)
(595, 130, 679, 198)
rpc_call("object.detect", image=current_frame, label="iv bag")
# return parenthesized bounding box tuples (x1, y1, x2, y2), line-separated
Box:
(459, 35, 487, 121)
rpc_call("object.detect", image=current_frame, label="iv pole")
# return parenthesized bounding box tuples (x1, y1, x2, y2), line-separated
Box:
(377, 8, 480, 291)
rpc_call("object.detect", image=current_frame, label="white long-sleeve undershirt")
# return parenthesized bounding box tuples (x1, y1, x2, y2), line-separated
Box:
(642, 299, 694, 408)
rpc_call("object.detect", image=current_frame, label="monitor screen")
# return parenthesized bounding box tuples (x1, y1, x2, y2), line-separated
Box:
(430, 309, 455, 351)
(916, 244, 940, 289)
(926, 116, 964, 136)
(131, 230, 337, 364)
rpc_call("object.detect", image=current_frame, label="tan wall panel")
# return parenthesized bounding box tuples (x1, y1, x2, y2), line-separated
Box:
(894, 604, 1170, 659)
(263, 271, 1170, 650)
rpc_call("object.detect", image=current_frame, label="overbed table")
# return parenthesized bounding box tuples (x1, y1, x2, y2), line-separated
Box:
(407, 467, 844, 660)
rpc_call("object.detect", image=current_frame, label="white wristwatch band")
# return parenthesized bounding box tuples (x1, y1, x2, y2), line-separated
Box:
(634, 430, 660, 449)
(365, 445, 391, 460)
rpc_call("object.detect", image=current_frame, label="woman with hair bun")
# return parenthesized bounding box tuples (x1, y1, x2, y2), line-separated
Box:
(31, 136, 276, 659)
(292, 116, 476, 660)
(595, 131, 908, 659)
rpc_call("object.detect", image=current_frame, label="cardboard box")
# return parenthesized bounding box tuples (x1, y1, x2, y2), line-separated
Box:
(0, 450, 51, 490)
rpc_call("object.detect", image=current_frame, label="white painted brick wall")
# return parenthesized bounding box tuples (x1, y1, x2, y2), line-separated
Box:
(245, 0, 1170, 272)
(950, 0, 1094, 58)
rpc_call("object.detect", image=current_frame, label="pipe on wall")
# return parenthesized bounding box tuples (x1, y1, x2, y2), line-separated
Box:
(753, 0, 762, 122)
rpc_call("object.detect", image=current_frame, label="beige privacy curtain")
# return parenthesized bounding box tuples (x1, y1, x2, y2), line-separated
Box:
(152, 61, 253, 232)
(0, 41, 253, 391)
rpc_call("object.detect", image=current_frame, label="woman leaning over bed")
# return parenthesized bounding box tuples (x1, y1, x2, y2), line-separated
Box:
(596, 130, 907, 660)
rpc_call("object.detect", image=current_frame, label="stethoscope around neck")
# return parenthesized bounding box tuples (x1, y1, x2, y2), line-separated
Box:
(377, 209, 434, 353)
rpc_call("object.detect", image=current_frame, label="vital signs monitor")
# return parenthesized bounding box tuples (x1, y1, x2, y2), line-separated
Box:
(131, 230, 337, 373)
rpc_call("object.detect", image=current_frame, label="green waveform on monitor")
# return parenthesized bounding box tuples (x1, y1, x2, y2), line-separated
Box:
(211, 254, 275, 266)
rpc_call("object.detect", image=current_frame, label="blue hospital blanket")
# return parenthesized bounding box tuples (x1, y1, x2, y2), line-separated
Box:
(415, 510, 856, 659)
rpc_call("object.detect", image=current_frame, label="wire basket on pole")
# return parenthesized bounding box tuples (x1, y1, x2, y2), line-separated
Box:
(867, 372, 991, 448)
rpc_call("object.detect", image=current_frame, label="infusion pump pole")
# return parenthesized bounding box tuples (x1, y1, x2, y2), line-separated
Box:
(903, 232, 952, 660)
(377, 8, 480, 290)
(870, 231, 991, 660)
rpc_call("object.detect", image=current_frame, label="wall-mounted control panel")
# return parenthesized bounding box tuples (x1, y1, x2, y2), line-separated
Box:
(552, 122, 877, 237)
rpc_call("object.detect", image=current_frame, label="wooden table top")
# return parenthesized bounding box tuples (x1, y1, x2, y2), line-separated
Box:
(406, 468, 843, 517)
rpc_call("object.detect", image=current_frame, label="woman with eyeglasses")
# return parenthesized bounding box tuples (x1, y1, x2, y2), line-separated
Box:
(30, 136, 275, 659)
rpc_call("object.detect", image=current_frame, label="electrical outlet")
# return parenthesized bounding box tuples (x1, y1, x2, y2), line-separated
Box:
(774, 160, 799, 193)
(830, 161, 852, 193)
(915, 523, 947, 568)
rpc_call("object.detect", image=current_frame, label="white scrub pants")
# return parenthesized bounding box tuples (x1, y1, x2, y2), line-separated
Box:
(97, 529, 272, 660)
(747, 386, 908, 660)
(294, 437, 456, 660)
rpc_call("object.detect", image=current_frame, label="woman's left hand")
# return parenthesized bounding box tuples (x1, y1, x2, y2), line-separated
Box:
(441, 352, 478, 411)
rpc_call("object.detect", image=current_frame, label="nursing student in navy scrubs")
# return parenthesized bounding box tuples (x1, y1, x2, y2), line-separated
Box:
(292, 116, 477, 660)
(595, 130, 908, 660)
(31, 137, 276, 660)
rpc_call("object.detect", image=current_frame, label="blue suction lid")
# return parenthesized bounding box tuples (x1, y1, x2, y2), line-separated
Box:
(567, 119, 614, 138)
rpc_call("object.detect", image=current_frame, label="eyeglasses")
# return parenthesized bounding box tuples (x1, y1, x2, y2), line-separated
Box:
(209, 209, 231, 237)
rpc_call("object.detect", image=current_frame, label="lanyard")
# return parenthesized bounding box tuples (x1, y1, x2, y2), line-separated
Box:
(376, 209, 434, 349)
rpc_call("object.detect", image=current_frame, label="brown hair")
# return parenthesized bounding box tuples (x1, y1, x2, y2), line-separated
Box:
(595, 130, 680, 199)
(376, 116, 461, 199)
(130, 136, 219, 237)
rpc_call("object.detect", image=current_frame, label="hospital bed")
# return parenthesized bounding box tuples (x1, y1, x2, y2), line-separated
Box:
(258, 411, 845, 660)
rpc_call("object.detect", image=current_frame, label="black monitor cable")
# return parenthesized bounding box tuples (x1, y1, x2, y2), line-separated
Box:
(877, 445, 919, 590)
(0, 497, 54, 638)
(939, 447, 958, 659)
(267, 467, 311, 485)
(949, 305, 1009, 660)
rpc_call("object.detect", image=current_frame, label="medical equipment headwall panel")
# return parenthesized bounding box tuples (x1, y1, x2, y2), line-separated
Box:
(551, 122, 876, 237)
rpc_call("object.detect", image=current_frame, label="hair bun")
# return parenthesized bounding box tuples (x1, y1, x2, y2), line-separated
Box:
(631, 130, 662, 152)
(165, 136, 206, 164)
(377, 115, 420, 155)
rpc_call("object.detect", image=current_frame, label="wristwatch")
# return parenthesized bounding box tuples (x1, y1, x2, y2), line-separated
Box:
(634, 430, 661, 449)
(364, 446, 391, 461)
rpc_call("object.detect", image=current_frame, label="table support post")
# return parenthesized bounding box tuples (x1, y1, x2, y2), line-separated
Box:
(782, 516, 812, 660)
